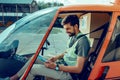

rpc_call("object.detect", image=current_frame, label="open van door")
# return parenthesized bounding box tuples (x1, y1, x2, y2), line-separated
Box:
(15, 0, 120, 80)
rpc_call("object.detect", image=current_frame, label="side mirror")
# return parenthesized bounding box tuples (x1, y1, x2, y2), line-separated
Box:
(0, 40, 19, 58)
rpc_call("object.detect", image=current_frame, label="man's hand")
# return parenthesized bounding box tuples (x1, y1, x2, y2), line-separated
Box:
(44, 61, 56, 69)
(48, 53, 65, 62)
(48, 56, 58, 62)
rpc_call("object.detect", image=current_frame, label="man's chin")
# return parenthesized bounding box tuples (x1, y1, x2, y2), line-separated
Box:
(69, 35, 74, 37)
(69, 35, 72, 37)
(67, 33, 75, 37)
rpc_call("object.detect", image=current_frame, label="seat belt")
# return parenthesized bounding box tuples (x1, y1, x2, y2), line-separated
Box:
(77, 22, 109, 38)
(79, 22, 109, 80)
(70, 22, 109, 80)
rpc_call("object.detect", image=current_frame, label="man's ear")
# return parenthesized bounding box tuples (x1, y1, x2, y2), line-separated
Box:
(74, 24, 79, 29)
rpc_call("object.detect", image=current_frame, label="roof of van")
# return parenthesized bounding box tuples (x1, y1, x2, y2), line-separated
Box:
(58, 4, 120, 12)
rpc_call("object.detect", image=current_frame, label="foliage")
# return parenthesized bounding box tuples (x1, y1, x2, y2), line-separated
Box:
(38, 1, 64, 9)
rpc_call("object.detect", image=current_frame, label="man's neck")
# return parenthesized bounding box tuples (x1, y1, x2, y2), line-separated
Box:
(75, 30, 80, 36)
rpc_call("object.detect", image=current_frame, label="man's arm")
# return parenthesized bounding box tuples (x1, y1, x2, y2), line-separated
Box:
(45, 56, 86, 74)
(59, 56, 86, 73)
(49, 51, 67, 62)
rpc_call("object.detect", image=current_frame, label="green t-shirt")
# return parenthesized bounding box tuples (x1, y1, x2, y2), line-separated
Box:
(63, 33, 90, 66)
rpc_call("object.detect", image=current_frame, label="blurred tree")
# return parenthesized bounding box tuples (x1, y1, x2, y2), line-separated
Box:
(38, 1, 63, 10)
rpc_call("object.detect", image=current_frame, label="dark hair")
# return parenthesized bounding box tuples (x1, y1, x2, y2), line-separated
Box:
(61, 15, 79, 28)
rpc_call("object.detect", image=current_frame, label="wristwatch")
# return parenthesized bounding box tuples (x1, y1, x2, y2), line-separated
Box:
(55, 64, 59, 71)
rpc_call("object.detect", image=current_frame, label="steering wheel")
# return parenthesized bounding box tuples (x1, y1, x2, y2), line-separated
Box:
(41, 40, 50, 55)
(9, 40, 19, 58)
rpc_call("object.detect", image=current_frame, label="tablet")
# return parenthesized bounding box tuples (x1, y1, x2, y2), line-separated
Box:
(38, 55, 47, 62)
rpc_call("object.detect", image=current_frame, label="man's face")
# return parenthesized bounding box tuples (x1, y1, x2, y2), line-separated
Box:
(63, 23, 75, 37)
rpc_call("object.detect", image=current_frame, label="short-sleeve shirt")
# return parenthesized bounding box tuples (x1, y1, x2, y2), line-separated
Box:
(63, 32, 90, 66)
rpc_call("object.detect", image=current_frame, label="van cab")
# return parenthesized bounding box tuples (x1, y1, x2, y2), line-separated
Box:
(0, 0, 120, 80)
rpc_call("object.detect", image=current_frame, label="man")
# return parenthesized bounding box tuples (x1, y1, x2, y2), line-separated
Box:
(2, 15, 90, 80)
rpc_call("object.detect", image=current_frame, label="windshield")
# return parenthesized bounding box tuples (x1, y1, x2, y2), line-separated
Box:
(0, 7, 57, 55)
